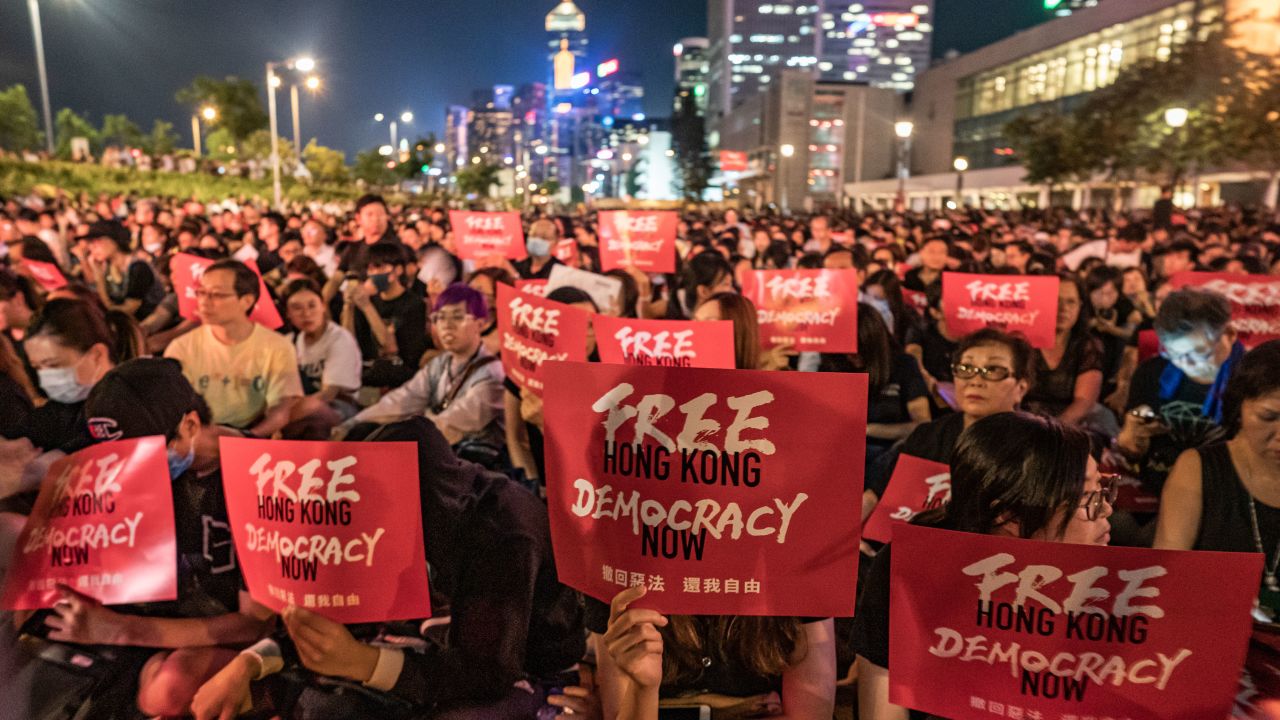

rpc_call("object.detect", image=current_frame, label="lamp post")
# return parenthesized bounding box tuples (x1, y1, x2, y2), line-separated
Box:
(779, 143, 796, 214)
(1164, 106, 1189, 207)
(265, 56, 315, 209)
(375, 112, 413, 161)
(26, 0, 55, 155)
(953, 156, 969, 208)
(894, 120, 914, 213)
(192, 106, 216, 157)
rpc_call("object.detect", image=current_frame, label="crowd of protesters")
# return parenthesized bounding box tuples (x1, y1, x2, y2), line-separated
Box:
(0, 187, 1278, 719)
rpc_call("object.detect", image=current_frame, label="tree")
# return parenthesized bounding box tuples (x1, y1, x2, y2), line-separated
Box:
(455, 162, 501, 197)
(353, 149, 397, 187)
(1003, 111, 1091, 203)
(239, 129, 295, 171)
(100, 113, 144, 150)
(175, 76, 268, 144)
(146, 119, 179, 157)
(54, 108, 99, 160)
(394, 134, 438, 180)
(0, 84, 42, 152)
(672, 98, 712, 202)
(303, 140, 349, 184)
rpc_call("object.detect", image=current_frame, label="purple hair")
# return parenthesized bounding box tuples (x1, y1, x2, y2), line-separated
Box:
(433, 282, 488, 319)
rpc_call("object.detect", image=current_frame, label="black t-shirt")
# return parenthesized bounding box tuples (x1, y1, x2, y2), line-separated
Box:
(0, 374, 33, 440)
(902, 267, 940, 293)
(512, 256, 561, 281)
(909, 322, 958, 384)
(352, 290, 429, 368)
(820, 352, 928, 451)
(105, 260, 159, 320)
(27, 400, 93, 454)
(584, 597, 824, 698)
(337, 231, 402, 278)
(1024, 332, 1104, 417)
(1125, 356, 1227, 490)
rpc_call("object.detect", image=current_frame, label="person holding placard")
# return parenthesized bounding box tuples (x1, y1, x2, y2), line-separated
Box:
(693, 291, 762, 370)
(666, 252, 734, 320)
(1155, 340, 1280, 620)
(854, 412, 1114, 720)
(1022, 274, 1111, 435)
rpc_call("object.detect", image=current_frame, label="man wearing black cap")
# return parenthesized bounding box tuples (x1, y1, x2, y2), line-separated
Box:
(26, 358, 273, 717)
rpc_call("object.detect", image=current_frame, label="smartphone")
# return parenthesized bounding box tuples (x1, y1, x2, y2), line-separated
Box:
(1128, 406, 1161, 422)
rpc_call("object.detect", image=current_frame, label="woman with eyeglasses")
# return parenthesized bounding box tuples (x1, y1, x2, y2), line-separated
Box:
(1155, 340, 1280, 622)
(855, 412, 1114, 720)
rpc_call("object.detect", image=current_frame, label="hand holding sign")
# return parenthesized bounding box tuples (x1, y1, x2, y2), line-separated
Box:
(44, 583, 131, 645)
(282, 604, 380, 682)
(603, 584, 668, 690)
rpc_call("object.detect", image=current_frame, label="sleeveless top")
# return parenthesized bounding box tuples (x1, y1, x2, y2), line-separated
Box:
(1195, 442, 1280, 617)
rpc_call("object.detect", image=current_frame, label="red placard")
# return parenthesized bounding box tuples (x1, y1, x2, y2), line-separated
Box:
(862, 454, 950, 543)
(943, 272, 1060, 349)
(1137, 328, 1160, 363)
(740, 269, 859, 352)
(719, 150, 748, 173)
(542, 361, 867, 616)
(2, 437, 177, 610)
(449, 211, 527, 262)
(171, 253, 283, 329)
(554, 239, 580, 268)
(497, 283, 590, 397)
(902, 288, 929, 314)
(515, 278, 550, 297)
(889, 523, 1261, 720)
(597, 210, 677, 273)
(1168, 272, 1280, 348)
(218, 437, 429, 623)
(22, 259, 67, 291)
(593, 315, 736, 369)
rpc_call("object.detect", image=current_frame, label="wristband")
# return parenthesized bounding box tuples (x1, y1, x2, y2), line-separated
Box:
(240, 638, 284, 680)
(363, 647, 405, 691)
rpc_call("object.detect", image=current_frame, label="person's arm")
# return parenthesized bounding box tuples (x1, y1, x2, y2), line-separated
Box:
(1153, 449, 1205, 550)
(1105, 347, 1139, 415)
(426, 376, 504, 444)
(347, 365, 434, 427)
(1058, 369, 1102, 426)
(777, 619, 836, 719)
(596, 586, 665, 720)
(45, 588, 271, 648)
(856, 658, 908, 720)
(867, 397, 931, 441)
(504, 390, 538, 480)
(250, 346, 305, 437)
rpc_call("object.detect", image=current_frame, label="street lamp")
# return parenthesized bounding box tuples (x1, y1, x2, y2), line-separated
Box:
(266, 55, 316, 208)
(375, 112, 414, 160)
(26, 0, 55, 155)
(953, 156, 969, 207)
(1164, 106, 1189, 129)
(192, 106, 217, 157)
(779, 144, 796, 214)
(894, 121, 914, 212)
(1164, 106, 1191, 206)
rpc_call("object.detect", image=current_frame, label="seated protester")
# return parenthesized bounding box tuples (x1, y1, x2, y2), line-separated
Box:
(1117, 288, 1242, 496)
(0, 332, 37, 439)
(0, 268, 41, 389)
(1155, 340, 1280, 620)
(512, 218, 561, 281)
(595, 590, 835, 719)
(1086, 265, 1142, 396)
(191, 417, 585, 720)
(341, 284, 505, 463)
(904, 282, 960, 410)
(22, 299, 126, 455)
(1022, 274, 1113, 436)
(506, 287, 598, 487)
(253, 211, 287, 276)
(164, 259, 304, 437)
(1123, 266, 1158, 321)
(336, 193, 400, 279)
(343, 243, 430, 389)
(282, 279, 362, 431)
(467, 266, 514, 357)
(83, 220, 162, 321)
(819, 303, 929, 473)
(665, 251, 735, 320)
(855, 412, 1113, 720)
(902, 236, 947, 292)
(301, 216, 338, 277)
(693, 291, 762, 370)
(864, 269, 920, 349)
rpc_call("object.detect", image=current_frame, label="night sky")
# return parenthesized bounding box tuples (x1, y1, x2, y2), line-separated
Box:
(0, 0, 1052, 157)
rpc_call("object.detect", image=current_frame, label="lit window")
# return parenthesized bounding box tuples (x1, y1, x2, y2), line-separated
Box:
(911, 4, 928, 13)
(775, 4, 793, 14)
(843, 71, 857, 80)
(885, 39, 899, 48)
(759, 4, 773, 13)
(819, 61, 834, 71)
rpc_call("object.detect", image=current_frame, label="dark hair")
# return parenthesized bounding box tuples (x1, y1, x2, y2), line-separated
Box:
(206, 259, 260, 305)
(284, 255, 326, 289)
(864, 269, 914, 346)
(433, 283, 488, 318)
(700, 292, 760, 371)
(27, 298, 123, 362)
(762, 240, 792, 270)
(0, 268, 41, 312)
(603, 269, 640, 318)
(280, 277, 324, 306)
(260, 212, 286, 235)
(1154, 288, 1232, 342)
(19, 237, 59, 265)
(669, 251, 732, 319)
(1057, 272, 1092, 340)
(546, 286, 598, 312)
(918, 412, 1091, 539)
(953, 328, 1037, 385)
(1222, 340, 1280, 436)
(355, 193, 387, 214)
(467, 266, 516, 290)
(822, 303, 895, 393)
(1084, 265, 1123, 297)
(367, 243, 408, 270)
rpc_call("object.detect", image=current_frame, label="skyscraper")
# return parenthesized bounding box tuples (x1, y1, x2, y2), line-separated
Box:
(546, 1, 588, 94)
(1043, 0, 1101, 17)
(674, 37, 711, 116)
(818, 2, 934, 91)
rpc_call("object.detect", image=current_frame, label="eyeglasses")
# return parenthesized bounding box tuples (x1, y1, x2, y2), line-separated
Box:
(1079, 474, 1119, 521)
(430, 313, 472, 326)
(951, 363, 1013, 381)
(1160, 335, 1221, 366)
(194, 289, 238, 301)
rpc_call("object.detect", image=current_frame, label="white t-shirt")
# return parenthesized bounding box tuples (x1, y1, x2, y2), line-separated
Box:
(164, 323, 303, 428)
(293, 321, 361, 394)
(1061, 239, 1142, 271)
(304, 244, 338, 276)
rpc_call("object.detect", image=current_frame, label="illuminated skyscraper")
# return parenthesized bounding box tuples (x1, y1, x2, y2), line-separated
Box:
(546, 1, 588, 93)
(818, 2, 934, 91)
(1043, 0, 1101, 17)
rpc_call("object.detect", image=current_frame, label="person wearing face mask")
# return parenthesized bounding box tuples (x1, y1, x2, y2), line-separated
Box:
(342, 243, 429, 390)
(855, 412, 1113, 720)
(512, 218, 562, 280)
(8, 358, 275, 719)
(21, 298, 122, 454)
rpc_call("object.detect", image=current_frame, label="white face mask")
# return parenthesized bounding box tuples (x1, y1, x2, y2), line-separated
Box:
(38, 365, 93, 404)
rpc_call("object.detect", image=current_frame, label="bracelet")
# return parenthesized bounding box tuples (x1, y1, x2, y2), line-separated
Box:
(363, 647, 405, 691)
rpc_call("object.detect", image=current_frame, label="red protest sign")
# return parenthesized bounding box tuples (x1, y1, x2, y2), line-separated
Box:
(740, 269, 859, 352)
(497, 283, 590, 397)
(449, 211, 527, 262)
(1168, 272, 1280, 348)
(943, 272, 1060, 349)
(554, 239, 580, 268)
(2, 437, 177, 610)
(593, 315, 736, 369)
(515, 278, 550, 297)
(22, 259, 67, 291)
(889, 523, 1261, 720)
(542, 361, 867, 616)
(171, 253, 283, 329)
(1137, 329, 1160, 363)
(218, 437, 429, 624)
(862, 454, 950, 543)
(902, 288, 929, 315)
(597, 210, 677, 273)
